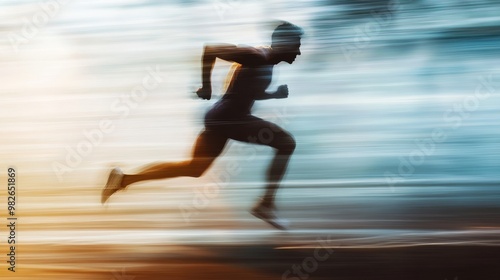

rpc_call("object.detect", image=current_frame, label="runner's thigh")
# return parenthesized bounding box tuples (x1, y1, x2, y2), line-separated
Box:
(192, 129, 228, 159)
(227, 116, 295, 150)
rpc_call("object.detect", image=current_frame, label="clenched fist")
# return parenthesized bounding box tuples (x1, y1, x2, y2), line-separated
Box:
(196, 86, 212, 100)
(274, 84, 289, 99)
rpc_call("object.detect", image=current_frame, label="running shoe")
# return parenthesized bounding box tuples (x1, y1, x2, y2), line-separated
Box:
(251, 202, 289, 230)
(101, 167, 124, 204)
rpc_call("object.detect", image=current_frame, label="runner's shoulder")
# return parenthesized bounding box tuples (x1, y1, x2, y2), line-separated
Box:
(234, 45, 270, 65)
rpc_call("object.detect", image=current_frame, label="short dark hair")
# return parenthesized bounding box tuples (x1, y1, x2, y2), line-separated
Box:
(271, 21, 303, 45)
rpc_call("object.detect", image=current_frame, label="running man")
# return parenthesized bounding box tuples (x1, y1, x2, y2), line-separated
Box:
(102, 22, 303, 230)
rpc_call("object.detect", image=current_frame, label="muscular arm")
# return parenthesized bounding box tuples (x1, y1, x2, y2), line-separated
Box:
(254, 93, 276, 100)
(197, 44, 267, 100)
(254, 85, 289, 100)
(200, 45, 217, 90)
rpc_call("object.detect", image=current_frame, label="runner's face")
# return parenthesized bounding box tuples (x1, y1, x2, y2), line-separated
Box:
(277, 38, 301, 64)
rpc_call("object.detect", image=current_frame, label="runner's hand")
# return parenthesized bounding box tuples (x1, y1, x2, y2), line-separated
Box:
(196, 86, 211, 100)
(274, 84, 289, 99)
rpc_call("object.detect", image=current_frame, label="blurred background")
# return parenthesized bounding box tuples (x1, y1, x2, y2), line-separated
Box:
(1, 0, 500, 279)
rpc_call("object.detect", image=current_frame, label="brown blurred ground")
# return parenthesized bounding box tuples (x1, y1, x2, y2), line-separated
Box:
(3, 243, 500, 280)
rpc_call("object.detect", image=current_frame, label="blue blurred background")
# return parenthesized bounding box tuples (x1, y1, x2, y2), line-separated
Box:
(1, 0, 500, 278)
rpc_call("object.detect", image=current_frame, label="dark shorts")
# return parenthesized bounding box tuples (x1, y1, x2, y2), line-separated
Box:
(202, 102, 295, 150)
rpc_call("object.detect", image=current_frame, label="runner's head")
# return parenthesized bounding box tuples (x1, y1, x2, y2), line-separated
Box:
(271, 21, 303, 64)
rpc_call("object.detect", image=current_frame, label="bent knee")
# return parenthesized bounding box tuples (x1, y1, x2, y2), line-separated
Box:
(189, 170, 204, 178)
(277, 135, 296, 155)
(186, 160, 210, 178)
(187, 167, 204, 178)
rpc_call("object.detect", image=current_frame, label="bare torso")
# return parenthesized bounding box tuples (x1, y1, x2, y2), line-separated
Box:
(210, 46, 273, 119)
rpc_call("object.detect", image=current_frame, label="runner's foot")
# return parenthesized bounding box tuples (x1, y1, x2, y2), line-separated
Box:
(101, 167, 124, 204)
(251, 201, 289, 230)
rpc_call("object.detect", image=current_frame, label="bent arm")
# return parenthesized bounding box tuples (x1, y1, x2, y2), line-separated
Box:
(201, 43, 266, 87)
(200, 45, 217, 90)
(254, 85, 289, 101)
(254, 91, 277, 100)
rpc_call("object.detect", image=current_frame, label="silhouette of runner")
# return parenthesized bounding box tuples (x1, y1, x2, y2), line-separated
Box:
(102, 21, 303, 230)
